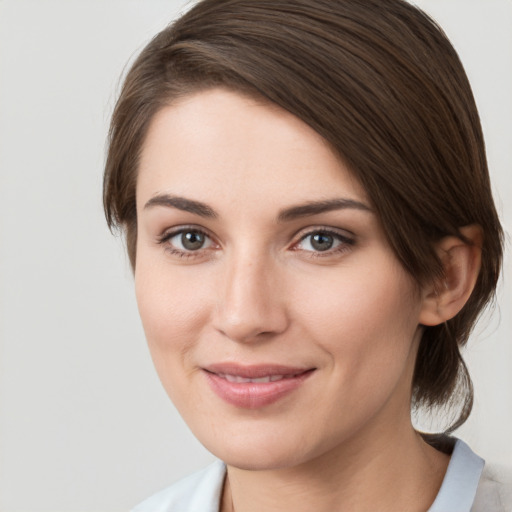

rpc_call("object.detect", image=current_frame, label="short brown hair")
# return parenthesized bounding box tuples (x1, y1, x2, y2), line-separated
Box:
(104, 0, 503, 431)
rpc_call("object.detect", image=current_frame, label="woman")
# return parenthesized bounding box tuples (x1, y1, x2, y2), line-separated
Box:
(103, 0, 510, 510)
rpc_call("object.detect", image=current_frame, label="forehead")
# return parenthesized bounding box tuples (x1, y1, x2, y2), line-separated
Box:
(137, 88, 368, 212)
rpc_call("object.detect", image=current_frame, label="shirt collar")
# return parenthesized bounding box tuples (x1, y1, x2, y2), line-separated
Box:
(428, 438, 485, 512)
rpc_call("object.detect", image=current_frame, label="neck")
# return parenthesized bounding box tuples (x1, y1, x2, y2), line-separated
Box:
(221, 421, 449, 512)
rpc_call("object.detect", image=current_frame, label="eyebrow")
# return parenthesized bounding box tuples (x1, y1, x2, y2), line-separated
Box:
(277, 198, 371, 222)
(144, 194, 218, 218)
(143, 194, 371, 221)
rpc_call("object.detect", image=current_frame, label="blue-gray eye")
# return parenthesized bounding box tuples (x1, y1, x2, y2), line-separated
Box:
(310, 233, 334, 251)
(181, 231, 205, 250)
(297, 231, 348, 252)
(165, 229, 213, 251)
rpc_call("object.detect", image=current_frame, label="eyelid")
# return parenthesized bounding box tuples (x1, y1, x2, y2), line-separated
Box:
(157, 224, 212, 243)
(293, 225, 355, 243)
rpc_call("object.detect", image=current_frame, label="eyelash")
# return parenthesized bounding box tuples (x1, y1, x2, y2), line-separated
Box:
(156, 226, 355, 260)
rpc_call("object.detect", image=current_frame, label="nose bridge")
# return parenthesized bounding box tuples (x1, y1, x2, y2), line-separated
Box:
(214, 246, 287, 342)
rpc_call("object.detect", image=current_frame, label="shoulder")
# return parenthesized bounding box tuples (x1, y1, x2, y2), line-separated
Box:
(132, 460, 226, 512)
(472, 462, 512, 512)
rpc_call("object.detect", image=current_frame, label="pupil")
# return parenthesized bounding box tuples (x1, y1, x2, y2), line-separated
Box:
(311, 233, 333, 251)
(182, 231, 204, 250)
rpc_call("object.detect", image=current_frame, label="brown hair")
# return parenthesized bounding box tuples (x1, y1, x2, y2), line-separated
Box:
(104, 0, 503, 431)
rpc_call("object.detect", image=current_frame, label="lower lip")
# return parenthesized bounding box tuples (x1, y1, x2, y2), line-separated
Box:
(204, 370, 314, 409)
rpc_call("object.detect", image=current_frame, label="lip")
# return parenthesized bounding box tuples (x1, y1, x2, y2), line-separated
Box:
(203, 363, 316, 409)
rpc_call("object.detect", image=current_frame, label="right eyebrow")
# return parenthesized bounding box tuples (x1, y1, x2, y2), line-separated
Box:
(143, 194, 218, 219)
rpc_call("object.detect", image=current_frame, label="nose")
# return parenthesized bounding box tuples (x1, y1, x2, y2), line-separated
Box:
(213, 252, 289, 343)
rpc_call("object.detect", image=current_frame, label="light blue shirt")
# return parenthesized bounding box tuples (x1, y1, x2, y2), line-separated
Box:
(133, 439, 511, 511)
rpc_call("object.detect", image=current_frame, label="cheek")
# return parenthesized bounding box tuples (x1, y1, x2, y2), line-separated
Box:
(134, 270, 208, 415)
(294, 262, 421, 378)
(294, 270, 422, 441)
(134, 258, 212, 379)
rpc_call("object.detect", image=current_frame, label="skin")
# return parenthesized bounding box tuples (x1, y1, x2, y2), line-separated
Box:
(135, 88, 452, 511)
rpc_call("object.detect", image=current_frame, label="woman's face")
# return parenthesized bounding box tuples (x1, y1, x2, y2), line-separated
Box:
(135, 88, 429, 470)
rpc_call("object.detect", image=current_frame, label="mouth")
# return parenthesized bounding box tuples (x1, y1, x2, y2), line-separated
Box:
(216, 373, 299, 383)
(203, 364, 316, 409)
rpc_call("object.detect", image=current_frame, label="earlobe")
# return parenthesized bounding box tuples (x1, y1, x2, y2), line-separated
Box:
(419, 225, 483, 326)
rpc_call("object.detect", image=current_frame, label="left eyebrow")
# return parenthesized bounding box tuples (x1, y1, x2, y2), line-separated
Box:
(277, 198, 372, 222)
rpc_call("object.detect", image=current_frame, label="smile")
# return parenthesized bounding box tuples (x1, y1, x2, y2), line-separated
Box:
(218, 373, 299, 383)
(203, 364, 315, 409)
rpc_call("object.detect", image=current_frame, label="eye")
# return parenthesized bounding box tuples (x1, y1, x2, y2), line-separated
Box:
(176, 230, 209, 251)
(158, 227, 215, 255)
(295, 229, 353, 254)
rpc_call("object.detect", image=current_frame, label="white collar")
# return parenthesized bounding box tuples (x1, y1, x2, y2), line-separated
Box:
(428, 438, 484, 512)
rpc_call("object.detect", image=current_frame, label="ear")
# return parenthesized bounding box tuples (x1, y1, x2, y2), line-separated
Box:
(419, 225, 483, 326)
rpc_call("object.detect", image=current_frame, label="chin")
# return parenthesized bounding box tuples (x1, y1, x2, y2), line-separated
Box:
(215, 445, 308, 471)
(196, 422, 333, 472)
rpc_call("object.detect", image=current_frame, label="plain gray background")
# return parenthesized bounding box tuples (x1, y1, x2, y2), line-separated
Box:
(0, 1, 510, 510)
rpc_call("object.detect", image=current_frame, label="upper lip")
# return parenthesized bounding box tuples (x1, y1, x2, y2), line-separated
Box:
(203, 362, 315, 379)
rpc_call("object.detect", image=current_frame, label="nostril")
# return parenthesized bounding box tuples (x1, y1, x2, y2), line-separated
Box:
(216, 325, 273, 343)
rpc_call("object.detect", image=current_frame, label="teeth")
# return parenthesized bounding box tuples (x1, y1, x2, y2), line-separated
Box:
(251, 376, 271, 383)
(221, 374, 286, 383)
